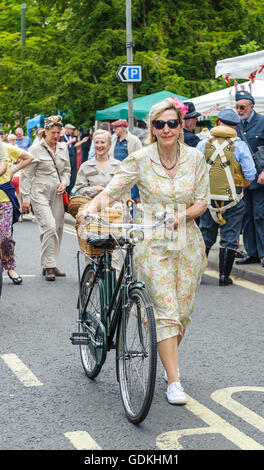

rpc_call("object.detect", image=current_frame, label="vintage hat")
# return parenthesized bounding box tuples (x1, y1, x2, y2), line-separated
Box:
(111, 119, 128, 128)
(235, 90, 255, 104)
(65, 123, 75, 129)
(183, 102, 201, 119)
(218, 109, 240, 125)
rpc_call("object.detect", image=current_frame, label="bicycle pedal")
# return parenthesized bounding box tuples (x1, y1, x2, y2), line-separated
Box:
(70, 332, 90, 345)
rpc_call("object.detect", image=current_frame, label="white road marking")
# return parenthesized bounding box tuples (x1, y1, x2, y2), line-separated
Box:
(1, 354, 43, 387)
(205, 268, 264, 295)
(64, 431, 102, 450)
(3, 274, 36, 279)
(63, 227, 77, 236)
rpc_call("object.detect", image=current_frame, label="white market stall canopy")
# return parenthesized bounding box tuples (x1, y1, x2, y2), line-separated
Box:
(215, 50, 264, 82)
(190, 80, 264, 117)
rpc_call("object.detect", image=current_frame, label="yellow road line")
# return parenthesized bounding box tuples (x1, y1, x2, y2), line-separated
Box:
(156, 390, 264, 450)
(1, 354, 43, 387)
(205, 268, 264, 295)
(64, 431, 102, 450)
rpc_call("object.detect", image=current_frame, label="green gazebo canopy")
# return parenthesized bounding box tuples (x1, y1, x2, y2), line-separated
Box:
(95, 90, 188, 121)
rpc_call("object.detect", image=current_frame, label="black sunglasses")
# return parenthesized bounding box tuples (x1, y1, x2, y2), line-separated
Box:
(153, 119, 179, 129)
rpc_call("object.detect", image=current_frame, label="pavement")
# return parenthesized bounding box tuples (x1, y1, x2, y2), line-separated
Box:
(39, 212, 264, 287)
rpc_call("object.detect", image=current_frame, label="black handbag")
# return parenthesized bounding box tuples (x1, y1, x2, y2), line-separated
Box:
(239, 125, 264, 175)
(253, 145, 264, 175)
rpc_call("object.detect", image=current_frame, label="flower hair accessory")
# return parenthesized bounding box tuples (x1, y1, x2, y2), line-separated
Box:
(44, 115, 63, 129)
(170, 97, 189, 116)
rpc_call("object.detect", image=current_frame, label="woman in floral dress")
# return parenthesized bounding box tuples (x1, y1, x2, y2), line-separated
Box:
(77, 98, 209, 405)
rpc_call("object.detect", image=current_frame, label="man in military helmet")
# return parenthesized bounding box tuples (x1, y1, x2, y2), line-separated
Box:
(197, 109, 256, 286)
(234, 90, 264, 267)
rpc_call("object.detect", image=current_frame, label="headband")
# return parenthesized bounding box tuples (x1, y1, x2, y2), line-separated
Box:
(170, 97, 189, 116)
(44, 115, 63, 129)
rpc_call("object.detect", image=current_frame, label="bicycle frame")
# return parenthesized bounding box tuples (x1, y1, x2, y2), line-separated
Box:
(77, 240, 142, 353)
(74, 211, 174, 355)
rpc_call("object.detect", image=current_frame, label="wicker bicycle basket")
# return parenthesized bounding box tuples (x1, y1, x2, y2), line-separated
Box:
(71, 196, 123, 257)
(68, 195, 92, 219)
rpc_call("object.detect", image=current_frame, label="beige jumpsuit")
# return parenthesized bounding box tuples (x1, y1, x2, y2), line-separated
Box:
(75, 157, 122, 199)
(75, 156, 129, 271)
(19, 139, 71, 270)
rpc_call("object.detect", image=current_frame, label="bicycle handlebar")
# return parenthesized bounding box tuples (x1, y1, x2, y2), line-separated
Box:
(81, 212, 175, 230)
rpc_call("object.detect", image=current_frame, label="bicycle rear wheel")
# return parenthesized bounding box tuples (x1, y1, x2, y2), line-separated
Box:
(79, 265, 104, 379)
(116, 287, 157, 424)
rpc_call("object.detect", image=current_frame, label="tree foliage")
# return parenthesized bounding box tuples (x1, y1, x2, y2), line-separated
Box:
(0, 0, 264, 130)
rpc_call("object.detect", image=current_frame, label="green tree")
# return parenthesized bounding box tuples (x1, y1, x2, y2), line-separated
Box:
(0, 0, 263, 130)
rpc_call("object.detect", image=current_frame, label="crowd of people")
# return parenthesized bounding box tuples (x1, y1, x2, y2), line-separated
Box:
(0, 91, 263, 406)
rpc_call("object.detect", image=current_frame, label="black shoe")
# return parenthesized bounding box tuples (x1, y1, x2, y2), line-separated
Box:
(219, 275, 233, 286)
(261, 257, 264, 267)
(234, 250, 246, 259)
(235, 255, 260, 265)
(8, 271, 23, 285)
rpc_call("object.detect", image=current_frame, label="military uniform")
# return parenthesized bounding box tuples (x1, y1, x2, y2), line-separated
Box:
(197, 109, 256, 285)
(235, 90, 264, 266)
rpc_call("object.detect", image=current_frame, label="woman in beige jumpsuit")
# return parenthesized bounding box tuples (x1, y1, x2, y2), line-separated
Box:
(75, 129, 121, 199)
(20, 116, 71, 281)
(75, 129, 128, 273)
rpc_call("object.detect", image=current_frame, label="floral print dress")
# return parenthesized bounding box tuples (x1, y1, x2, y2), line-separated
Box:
(105, 142, 209, 342)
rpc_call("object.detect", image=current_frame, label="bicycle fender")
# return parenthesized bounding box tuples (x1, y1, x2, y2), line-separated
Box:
(128, 281, 145, 292)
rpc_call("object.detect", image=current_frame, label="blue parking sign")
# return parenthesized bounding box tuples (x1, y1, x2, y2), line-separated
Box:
(128, 67, 140, 80)
(116, 65, 142, 83)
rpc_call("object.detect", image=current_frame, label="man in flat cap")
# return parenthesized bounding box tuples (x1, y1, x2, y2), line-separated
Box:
(63, 123, 77, 194)
(234, 90, 264, 267)
(197, 108, 256, 285)
(183, 102, 201, 147)
(110, 119, 142, 202)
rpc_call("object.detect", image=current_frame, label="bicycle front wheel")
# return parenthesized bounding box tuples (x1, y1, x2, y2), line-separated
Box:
(79, 265, 103, 379)
(116, 287, 157, 424)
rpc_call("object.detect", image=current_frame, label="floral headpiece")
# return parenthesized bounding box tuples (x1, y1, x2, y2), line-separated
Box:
(170, 97, 189, 116)
(44, 115, 63, 129)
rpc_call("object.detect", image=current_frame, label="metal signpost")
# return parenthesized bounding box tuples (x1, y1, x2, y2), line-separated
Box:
(115, 0, 142, 132)
(21, 3, 26, 59)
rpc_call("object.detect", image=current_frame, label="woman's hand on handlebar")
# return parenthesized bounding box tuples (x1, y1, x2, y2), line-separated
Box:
(76, 212, 88, 224)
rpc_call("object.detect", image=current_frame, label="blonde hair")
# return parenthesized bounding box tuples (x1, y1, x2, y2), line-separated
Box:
(148, 97, 185, 144)
(93, 129, 112, 146)
(7, 134, 17, 142)
(37, 128, 46, 140)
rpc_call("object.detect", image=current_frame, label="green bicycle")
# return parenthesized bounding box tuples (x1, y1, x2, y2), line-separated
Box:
(70, 211, 174, 424)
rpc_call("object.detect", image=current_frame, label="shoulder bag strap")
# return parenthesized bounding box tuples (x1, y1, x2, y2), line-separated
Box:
(42, 143, 62, 183)
(238, 124, 254, 155)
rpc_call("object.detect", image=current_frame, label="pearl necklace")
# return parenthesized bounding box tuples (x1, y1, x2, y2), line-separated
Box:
(159, 142, 180, 170)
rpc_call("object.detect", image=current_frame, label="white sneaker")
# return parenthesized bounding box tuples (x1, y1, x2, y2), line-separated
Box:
(164, 368, 180, 383)
(166, 382, 187, 405)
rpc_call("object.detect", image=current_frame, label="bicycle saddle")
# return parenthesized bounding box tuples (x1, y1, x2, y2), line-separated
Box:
(86, 233, 126, 248)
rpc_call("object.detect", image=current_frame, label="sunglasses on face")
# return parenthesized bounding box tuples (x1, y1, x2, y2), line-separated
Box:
(153, 119, 179, 129)
(235, 105, 248, 110)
